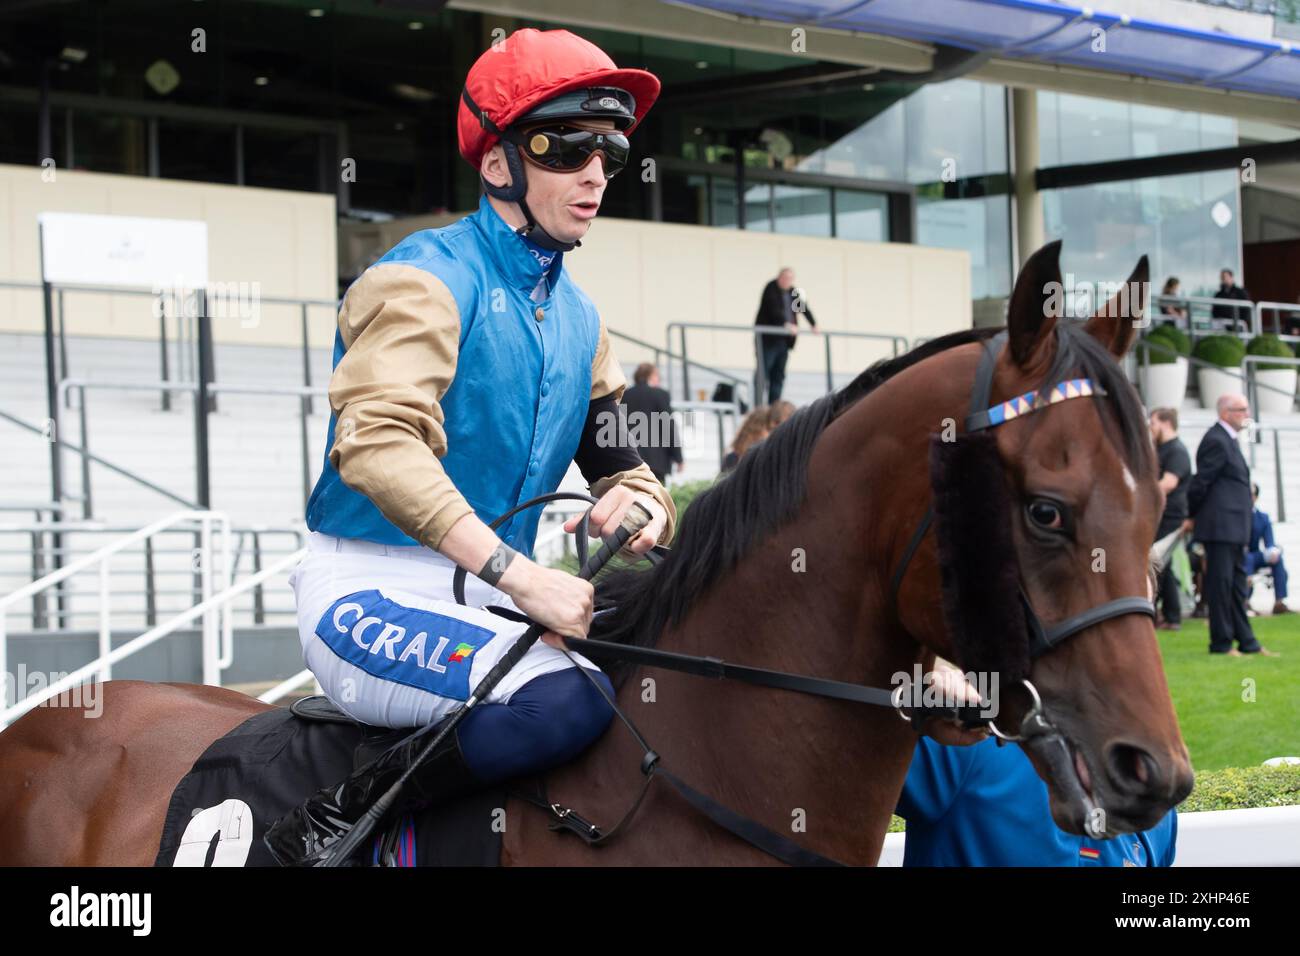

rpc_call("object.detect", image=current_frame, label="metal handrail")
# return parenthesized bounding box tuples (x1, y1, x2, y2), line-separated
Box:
(0, 510, 234, 722)
(608, 327, 752, 407)
(53, 376, 328, 522)
(1135, 338, 1297, 523)
(1242, 354, 1300, 425)
(1255, 301, 1300, 338)
(1151, 293, 1257, 336)
(664, 321, 909, 403)
(1, 544, 302, 726)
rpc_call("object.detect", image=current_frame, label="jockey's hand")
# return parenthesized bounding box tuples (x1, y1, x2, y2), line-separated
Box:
(918, 663, 989, 747)
(564, 486, 666, 557)
(499, 560, 593, 650)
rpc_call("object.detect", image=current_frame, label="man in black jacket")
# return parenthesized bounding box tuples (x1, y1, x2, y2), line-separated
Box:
(1185, 394, 1275, 655)
(1211, 268, 1251, 330)
(1150, 407, 1191, 630)
(754, 267, 817, 403)
(621, 363, 683, 485)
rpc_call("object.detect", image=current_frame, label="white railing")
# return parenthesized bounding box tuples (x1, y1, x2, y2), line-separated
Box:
(0, 510, 307, 726)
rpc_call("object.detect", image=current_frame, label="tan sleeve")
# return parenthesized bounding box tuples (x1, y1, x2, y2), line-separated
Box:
(590, 314, 627, 403)
(328, 263, 475, 550)
(591, 461, 678, 546)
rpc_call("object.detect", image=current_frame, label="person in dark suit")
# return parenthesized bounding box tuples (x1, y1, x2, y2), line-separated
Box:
(1243, 483, 1290, 615)
(1184, 394, 1275, 656)
(754, 267, 817, 404)
(620, 363, 682, 485)
(1211, 268, 1251, 330)
(1149, 407, 1192, 630)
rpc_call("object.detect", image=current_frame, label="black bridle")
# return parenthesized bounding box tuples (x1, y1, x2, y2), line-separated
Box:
(887, 331, 1154, 744)
(459, 330, 1154, 864)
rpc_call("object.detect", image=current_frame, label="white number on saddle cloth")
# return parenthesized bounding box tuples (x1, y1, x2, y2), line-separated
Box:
(172, 798, 254, 866)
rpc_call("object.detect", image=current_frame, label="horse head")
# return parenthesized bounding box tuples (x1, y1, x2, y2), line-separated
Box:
(926, 240, 1193, 837)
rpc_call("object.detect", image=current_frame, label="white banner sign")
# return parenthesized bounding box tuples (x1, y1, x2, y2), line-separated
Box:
(37, 212, 208, 289)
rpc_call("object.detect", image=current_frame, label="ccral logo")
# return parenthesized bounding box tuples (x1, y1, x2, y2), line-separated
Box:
(49, 886, 151, 936)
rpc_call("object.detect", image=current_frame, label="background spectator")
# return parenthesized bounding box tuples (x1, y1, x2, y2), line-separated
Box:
(721, 405, 770, 473)
(1211, 268, 1251, 330)
(1185, 393, 1275, 655)
(766, 399, 795, 430)
(1159, 276, 1188, 325)
(1150, 407, 1192, 630)
(622, 362, 683, 484)
(899, 736, 1176, 867)
(1244, 482, 1290, 616)
(754, 267, 817, 403)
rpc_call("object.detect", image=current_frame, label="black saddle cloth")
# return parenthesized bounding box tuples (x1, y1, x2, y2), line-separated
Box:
(152, 697, 503, 867)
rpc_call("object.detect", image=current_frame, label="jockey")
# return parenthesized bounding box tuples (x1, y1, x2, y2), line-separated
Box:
(263, 28, 675, 865)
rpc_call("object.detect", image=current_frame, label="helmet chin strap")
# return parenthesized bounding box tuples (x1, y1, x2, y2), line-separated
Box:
(481, 143, 581, 253)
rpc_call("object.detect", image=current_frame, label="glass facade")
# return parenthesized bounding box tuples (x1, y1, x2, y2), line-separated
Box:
(0, 1, 1251, 314)
(1038, 91, 1241, 298)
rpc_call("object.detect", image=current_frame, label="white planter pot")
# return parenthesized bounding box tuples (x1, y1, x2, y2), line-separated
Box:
(1253, 368, 1297, 416)
(1139, 358, 1188, 409)
(1198, 367, 1244, 410)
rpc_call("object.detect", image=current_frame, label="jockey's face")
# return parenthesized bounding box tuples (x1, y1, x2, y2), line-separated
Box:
(482, 118, 615, 246)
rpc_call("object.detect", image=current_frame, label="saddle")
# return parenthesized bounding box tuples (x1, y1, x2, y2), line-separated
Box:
(152, 696, 504, 867)
(289, 694, 415, 767)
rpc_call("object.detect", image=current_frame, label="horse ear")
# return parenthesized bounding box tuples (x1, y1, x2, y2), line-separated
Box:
(1006, 240, 1064, 368)
(1084, 255, 1149, 359)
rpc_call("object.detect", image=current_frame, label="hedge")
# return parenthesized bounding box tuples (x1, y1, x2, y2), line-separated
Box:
(1246, 333, 1296, 373)
(1192, 333, 1247, 368)
(1143, 324, 1190, 365)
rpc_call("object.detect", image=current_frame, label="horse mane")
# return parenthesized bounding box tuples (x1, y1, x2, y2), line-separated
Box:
(589, 320, 1151, 673)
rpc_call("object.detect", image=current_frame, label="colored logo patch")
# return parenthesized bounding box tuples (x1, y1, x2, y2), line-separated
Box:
(315, 589, 495, 701)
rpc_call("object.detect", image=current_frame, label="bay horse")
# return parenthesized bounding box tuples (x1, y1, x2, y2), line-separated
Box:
(0, 241, 1192, 865)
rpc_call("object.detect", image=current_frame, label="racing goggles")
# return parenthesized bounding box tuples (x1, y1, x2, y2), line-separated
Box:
(509, 123, 630, 178)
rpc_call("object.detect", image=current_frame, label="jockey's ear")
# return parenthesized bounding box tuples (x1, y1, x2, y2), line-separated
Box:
(1084, 255, 1149, 360)
(1006, 239, 1063, 369)
(480, 143, 514, 190)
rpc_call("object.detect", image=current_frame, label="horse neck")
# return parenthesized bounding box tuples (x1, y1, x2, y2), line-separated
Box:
(537, 364, 979, 864)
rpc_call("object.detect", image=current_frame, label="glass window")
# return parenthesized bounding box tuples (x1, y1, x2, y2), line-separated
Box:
(711, 175, 738, 229)
(659, 170, 709, 226)
(70, 112, 149, 176)
(834, 190, 888, 242)
(772, 184, 830, 236)
(158, 120, 234, 184)
(242, 127, 320, 193)
(742, 182, 772, 231)
(1042, 170, 1241, 303)
(918, 194, 1012, 300)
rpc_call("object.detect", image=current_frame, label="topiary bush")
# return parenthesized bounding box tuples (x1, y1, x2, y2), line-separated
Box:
(1144, 324, 1191, 365)
(1192, 334, 1247, 368)
(1246, 333, 1296, 372)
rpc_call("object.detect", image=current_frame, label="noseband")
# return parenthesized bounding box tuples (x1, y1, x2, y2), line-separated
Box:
(889, 330, 1155, 742)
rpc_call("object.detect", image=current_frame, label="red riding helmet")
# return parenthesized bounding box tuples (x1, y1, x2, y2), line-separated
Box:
(458, 28, 660, 170)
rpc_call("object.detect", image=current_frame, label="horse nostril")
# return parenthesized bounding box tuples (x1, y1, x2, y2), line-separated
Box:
(1105, 742, 1164, 796)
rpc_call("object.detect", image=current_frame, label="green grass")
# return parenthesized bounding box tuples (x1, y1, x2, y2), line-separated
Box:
(1158, 614, 1300, 771)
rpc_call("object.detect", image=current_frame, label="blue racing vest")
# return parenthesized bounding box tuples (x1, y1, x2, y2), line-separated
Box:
(306, 194, 600, 556)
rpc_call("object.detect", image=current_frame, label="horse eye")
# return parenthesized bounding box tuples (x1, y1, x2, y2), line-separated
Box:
(1028, 499, 1064, 530)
